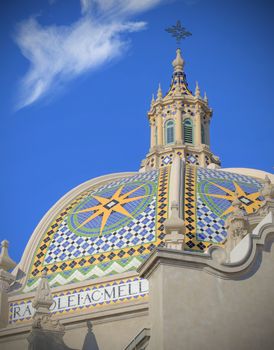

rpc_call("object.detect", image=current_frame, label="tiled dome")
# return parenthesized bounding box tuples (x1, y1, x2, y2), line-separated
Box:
(23, 167, 169, 292)
(21, 163, 264, 293)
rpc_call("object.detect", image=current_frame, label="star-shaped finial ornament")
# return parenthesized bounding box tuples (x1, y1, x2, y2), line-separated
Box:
(165, 20, 192, 46)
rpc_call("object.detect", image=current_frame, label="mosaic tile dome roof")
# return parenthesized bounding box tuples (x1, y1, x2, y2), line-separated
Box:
(22, 164, 264, 292)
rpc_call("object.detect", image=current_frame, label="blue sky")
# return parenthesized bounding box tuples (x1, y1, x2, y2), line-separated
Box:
(1, 0, 274, 262)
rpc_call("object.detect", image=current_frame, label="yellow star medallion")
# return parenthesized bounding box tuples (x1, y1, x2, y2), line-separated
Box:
(205, 181, 262, 216)
(72, 184, 152, 235)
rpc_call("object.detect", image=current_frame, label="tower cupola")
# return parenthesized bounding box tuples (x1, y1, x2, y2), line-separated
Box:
(141, 49, 220, 170)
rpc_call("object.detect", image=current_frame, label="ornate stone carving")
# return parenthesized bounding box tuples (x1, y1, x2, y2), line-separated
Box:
(164, 201, 185, 250)
(261, 175, 274, 201)
(248, 176, 274, 221)
(225, 199, 249, 253)
(32, 271, 64, 332)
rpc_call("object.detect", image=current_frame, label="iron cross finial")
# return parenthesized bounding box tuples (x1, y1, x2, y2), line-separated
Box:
(165, 20, 192, 46)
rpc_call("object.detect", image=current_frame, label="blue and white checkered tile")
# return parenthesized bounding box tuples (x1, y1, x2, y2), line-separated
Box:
(95, 170, 158, 194)
(197, 168, 262, 187)
(44, 198, 156, 264)
(196, 197, 227, 244)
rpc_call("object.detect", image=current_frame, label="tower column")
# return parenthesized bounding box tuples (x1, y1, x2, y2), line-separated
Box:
(156, 113, 163, 146)
(194, 106, 202, 146)
(150, 120, 156, 149)
(175, 106, 182, 144)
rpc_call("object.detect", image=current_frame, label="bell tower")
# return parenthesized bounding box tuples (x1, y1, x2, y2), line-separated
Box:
(140, 48, 220, 170)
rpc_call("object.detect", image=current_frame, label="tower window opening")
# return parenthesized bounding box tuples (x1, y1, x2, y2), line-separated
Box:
(183, 119, 193, 144)
(165, 120, 175, 144)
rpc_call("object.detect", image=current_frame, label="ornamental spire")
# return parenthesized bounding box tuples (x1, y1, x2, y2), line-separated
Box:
(195, 81, 201, 98)
(204, 91, 208, 103)
(150, 93, 155, 108)
(157, 83, 163, 100)
(166, 50, 192, 97)
(164, 21, 192, 98)
(172, 48, 184, 73)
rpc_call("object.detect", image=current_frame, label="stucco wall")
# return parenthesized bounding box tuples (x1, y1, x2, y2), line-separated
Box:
(0, 311, 148, 350)
(64, 313, 148, 350)
(148, 245, 274, 350)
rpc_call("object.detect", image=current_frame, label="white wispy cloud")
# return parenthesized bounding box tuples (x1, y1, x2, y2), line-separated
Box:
(14, 0, 164, 110)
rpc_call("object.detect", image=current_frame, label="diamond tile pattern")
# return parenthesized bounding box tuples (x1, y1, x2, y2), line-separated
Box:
(183, 165, 263, 252)
(27, 167, 170, 289)
(44, 199, 156, 264)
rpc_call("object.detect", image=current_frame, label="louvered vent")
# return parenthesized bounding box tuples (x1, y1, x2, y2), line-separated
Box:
(184, 119, 193, 144)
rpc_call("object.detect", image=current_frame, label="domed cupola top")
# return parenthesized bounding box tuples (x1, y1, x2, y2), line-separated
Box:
(172, 48, 184, 72)
(166, 48, 192, 98)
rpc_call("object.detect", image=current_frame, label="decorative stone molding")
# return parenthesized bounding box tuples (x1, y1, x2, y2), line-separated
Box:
(32, 271, 64, 332)
(164, 201, 185, 250)
(225, 199, 249, 254)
